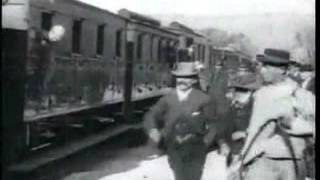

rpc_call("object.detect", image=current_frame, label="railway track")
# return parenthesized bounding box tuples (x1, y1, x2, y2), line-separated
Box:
(5, 95, 162, 180)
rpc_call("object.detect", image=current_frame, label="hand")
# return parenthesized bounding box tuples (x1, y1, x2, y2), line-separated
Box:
(282, 116, 314, 136)
(219, 142, 231, 156)
(149, 129, 161, 143)
(227, 159, 242, 180)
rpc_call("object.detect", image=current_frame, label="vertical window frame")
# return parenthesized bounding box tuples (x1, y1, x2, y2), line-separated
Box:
(137, 34, 143, 60)
(72, 19, 83, 54)
(115, 29, 122, 57)
(158, 39, 162, 62)
(96, 24, 105, 56)
(41, 11, 53, 32)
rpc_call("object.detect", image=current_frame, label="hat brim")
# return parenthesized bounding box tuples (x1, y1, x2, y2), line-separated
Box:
(229, 83, 259, 91)
(228, 75, 262, 90)
(257, 54, 289, 66)
(171, 71, 198, 77)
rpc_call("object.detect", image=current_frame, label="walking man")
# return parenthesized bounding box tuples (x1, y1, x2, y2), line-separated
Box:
(143, 62, 211, 180)
(234, 49, 315, 180)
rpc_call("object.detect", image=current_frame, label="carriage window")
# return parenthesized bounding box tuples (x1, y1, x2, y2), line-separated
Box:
(96, 24, 105, 55)
(150, 36, 154, 60)
(137, 34, 143, 59)
(186, 38, 193, 47)
(198, 44, 201, 60)
(202, 46, 205, 62)
(115, 30, 122, 57)
(72, 20, 82, 53)
(41, 12, 53, 31)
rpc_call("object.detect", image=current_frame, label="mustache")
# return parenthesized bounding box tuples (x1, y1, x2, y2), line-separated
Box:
(176, 81, 189, 85)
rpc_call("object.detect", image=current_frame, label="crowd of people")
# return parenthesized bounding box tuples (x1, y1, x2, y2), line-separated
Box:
(143, 48, 315, 180)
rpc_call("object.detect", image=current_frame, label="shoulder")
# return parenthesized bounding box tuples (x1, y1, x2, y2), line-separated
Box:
(158, 90, 176, 103)
(193, 89, 209, 97)
(254, 80, 298, 100)
(192, 89, 210, 103)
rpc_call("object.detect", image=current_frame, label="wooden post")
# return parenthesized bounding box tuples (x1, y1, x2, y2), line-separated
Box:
(2, 29, 27, 170)
(123, 28, 135, 122)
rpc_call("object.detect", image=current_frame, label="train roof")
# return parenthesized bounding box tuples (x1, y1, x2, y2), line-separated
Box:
(212, 46, 252, 59)
(167, 21, 204, 37)
(118, 9, 161, 26)
(118, 9, 179, 36)
(70, 0, 128, 20)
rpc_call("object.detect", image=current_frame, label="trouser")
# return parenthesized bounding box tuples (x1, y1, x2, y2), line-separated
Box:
(166, 139, 207, 180)
(243, 156, 306, 180)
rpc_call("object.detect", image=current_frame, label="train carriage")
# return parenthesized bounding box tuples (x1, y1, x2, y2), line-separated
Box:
(3, 0, 131, 166)
(167, 21, 212, 64)
(2, 0, 257, 172)
(118, 9, 179, 97)
(23, 0, 128, 118)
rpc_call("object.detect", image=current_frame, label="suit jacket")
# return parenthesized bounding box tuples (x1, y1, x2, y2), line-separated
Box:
(207, 67, 230, 119)
(204, 67, 233, 145)
(143, 89, 210, 143)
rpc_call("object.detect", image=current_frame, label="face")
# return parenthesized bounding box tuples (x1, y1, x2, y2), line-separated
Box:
(176, 77, 197, 91)
(233, 91, 252, 107)
(226, 88, 252, 107)
(260, 64, 286, 83)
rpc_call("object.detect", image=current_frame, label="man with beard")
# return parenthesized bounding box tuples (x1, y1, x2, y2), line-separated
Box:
(225, 73, 261, 163)
(143, 62, 211, 180)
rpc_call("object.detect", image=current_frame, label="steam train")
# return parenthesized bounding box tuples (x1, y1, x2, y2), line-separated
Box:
(2, 0, 253, 168)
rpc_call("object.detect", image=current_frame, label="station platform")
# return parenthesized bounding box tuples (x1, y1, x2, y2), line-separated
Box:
(62, 148, 228, 180)
(99, 151, 228, 180)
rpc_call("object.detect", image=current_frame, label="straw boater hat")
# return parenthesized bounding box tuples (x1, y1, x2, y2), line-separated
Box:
(256, 48, 290, 66)
(171, 62, 199, 77)
(48, 25, 65, 42)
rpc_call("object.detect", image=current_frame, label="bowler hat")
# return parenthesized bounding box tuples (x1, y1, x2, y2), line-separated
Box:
(256, 48, 290, 66)
(171, 62, 199, 77)
(228, 73, 262, 90)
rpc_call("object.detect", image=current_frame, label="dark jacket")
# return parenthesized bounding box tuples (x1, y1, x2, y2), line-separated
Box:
(204, 67, 233, 147)
(207, 67, 230, 119)
(143, 89, 210, 143)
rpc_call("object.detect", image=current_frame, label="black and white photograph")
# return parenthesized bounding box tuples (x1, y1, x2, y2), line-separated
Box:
(2, 0, 315, 180)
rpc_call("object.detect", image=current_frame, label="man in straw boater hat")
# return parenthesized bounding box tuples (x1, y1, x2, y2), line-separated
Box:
(143, 62, 213, 180)
(228, 48, 315, 180)
(27, 25, 65, 111)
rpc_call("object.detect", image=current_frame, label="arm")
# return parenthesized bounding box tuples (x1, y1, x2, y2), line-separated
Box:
(282, 88, 315, 136)
(202, 98, 218, 147)
(143, 96, 168, 141)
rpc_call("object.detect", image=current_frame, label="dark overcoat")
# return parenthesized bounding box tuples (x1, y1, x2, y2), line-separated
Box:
(143, 88, 210, 143)
(143, 88, 211, 180)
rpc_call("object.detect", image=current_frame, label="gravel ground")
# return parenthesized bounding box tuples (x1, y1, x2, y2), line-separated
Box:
(25, 129, 228, 180)
(27, 129, 160, 180)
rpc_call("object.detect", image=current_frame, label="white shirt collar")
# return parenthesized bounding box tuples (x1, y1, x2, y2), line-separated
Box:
(176, 88, 193, 102)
